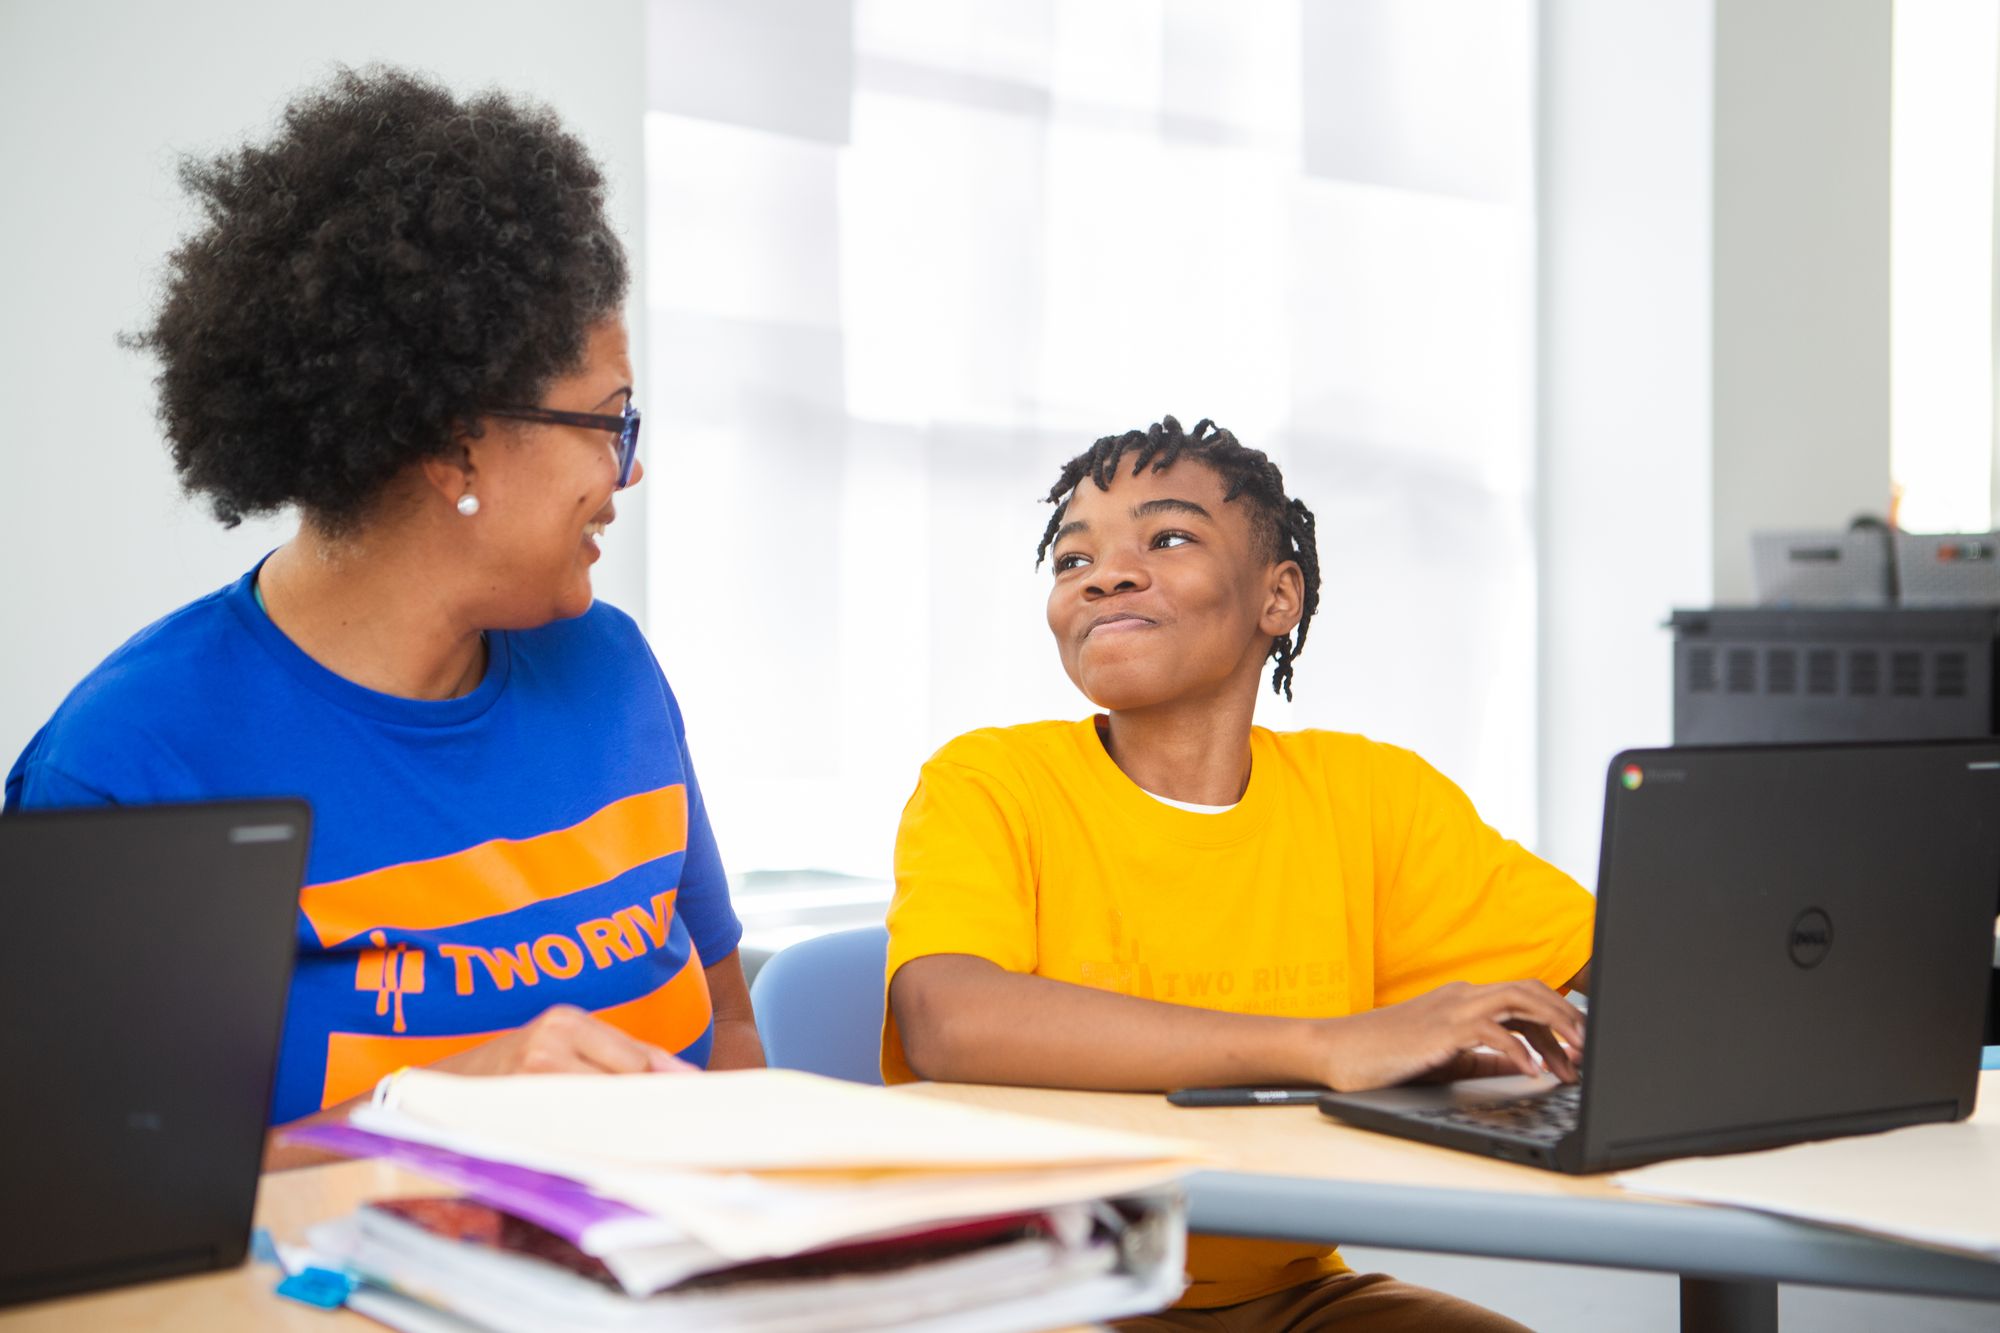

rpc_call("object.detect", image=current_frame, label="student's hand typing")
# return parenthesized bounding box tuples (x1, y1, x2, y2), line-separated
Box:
(431, 1004, 694, 1077)
(1313, 980, 1583, 1091)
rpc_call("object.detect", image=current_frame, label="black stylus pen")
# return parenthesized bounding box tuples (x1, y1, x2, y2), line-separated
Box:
(1165, 1086, 1329, 1107)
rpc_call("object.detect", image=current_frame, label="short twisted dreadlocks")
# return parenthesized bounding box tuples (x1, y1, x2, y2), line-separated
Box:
(1036, 415, 1321, 700)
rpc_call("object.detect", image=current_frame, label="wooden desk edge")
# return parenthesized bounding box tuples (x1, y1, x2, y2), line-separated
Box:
(907, 1077, 2000, 1301)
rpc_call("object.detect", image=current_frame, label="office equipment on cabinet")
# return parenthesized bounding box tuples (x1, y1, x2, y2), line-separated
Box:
(1666, 606, 1999, 746)
(1898, 531, 2000, 607)
(1750, 530, 1894, 607)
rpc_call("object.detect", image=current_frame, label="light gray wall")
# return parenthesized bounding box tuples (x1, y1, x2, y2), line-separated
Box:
(1525, 3, 1995, 1329)
(1537, 0, 1715, 886)
(1712, 0, 1894, 603)
(0, 0, 649, 767)
(1538, 0, 1899, 885)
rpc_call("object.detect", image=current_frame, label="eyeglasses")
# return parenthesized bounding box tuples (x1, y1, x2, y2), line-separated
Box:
(487, 399, 642, 489)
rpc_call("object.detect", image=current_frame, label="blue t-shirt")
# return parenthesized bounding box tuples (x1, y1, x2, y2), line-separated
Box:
(4, 562, 741, 1124)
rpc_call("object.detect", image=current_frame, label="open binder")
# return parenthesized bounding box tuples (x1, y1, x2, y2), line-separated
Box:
(287, 1068, 1199, 1331)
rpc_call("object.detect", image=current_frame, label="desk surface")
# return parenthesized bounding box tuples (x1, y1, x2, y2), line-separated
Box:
(10, 1076, 1999, 1328)
(912, 1073, 2000, 1302)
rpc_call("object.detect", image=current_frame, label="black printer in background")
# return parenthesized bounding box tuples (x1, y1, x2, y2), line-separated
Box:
(1667, 606, 1999, 747)
(1669, 527, 2000, 1043)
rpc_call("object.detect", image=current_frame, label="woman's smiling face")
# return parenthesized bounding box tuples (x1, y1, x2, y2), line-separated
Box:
(1044, 457, 1299, 712)
(461, 317, 643, 627)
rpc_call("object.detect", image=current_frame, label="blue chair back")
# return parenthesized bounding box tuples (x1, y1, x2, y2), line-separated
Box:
(749, 926, 890, 1084)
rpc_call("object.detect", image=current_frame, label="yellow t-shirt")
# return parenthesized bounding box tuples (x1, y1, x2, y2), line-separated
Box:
(881, 718, 1595, 1309)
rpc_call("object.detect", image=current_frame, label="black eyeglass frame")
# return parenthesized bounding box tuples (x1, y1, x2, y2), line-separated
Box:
(487, 401, 641, 488)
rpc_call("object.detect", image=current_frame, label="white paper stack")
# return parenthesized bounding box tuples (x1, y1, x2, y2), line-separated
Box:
(1614, 1088, 2000, 1260)
(290, 1068, 1200, 1332)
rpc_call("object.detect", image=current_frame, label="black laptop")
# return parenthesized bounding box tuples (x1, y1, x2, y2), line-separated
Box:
(0, 800, 309, 1307)
(1318, 741, 2000, 1173)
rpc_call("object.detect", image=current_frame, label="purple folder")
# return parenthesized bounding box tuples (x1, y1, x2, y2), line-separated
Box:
(286, 1123, 664, 1253)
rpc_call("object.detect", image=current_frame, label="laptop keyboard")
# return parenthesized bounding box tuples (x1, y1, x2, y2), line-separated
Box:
(1412, 1082, 1582, 1143)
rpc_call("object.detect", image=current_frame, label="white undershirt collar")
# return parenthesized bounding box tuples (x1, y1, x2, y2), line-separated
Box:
(1140, 788, 1238, 816)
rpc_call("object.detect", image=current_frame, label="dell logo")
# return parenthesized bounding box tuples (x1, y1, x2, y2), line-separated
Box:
(1789, 908, 1833, 969)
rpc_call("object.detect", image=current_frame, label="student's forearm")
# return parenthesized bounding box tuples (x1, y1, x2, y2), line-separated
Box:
(892, 954, 1320, 1090)
(708, 1015, 766, 1069)
(702, 950, 766, 1069)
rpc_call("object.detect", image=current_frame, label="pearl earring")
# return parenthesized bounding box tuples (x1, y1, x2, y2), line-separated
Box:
(456, 493, 480, 517)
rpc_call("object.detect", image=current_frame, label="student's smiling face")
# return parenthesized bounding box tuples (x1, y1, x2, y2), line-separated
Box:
(1044, 459, 1303, 712)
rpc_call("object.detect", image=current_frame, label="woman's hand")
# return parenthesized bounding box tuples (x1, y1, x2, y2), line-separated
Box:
(430, 1004, 694, 1077)
(265, 1005, 689, 1170)
(1310, 980, 1584, 1092)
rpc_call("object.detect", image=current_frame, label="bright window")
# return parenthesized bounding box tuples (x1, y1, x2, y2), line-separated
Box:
(643, 0, 1540, 887)
(1891, 0, 2000, 534)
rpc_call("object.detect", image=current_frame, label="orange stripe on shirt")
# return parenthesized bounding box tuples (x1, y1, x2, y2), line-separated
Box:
(299, 785, 690, 947)
(318, 945, 715, 1109)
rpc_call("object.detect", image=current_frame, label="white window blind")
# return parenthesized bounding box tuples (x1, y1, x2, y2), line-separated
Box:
(643, 0, 1539, 878)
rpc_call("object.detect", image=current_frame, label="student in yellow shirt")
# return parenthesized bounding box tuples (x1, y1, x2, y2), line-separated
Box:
(882, 415, 1594, 1331)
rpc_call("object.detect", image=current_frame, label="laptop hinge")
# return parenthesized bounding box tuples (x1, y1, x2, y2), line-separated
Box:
(1605, 1099, 1960, 1160)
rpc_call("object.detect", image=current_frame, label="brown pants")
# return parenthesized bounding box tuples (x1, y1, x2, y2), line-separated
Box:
(1115, 1272, 1534, 1332)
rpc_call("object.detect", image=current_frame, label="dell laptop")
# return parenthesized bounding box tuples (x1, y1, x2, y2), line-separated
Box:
(0, 800, 310, 1307)
(1319, 741, 2000, 1173)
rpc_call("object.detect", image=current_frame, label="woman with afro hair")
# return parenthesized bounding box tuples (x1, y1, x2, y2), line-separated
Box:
(5, 66, 763, 1166)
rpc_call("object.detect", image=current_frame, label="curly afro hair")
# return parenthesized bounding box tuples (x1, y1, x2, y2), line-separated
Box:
(127, 65, 629, 531)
